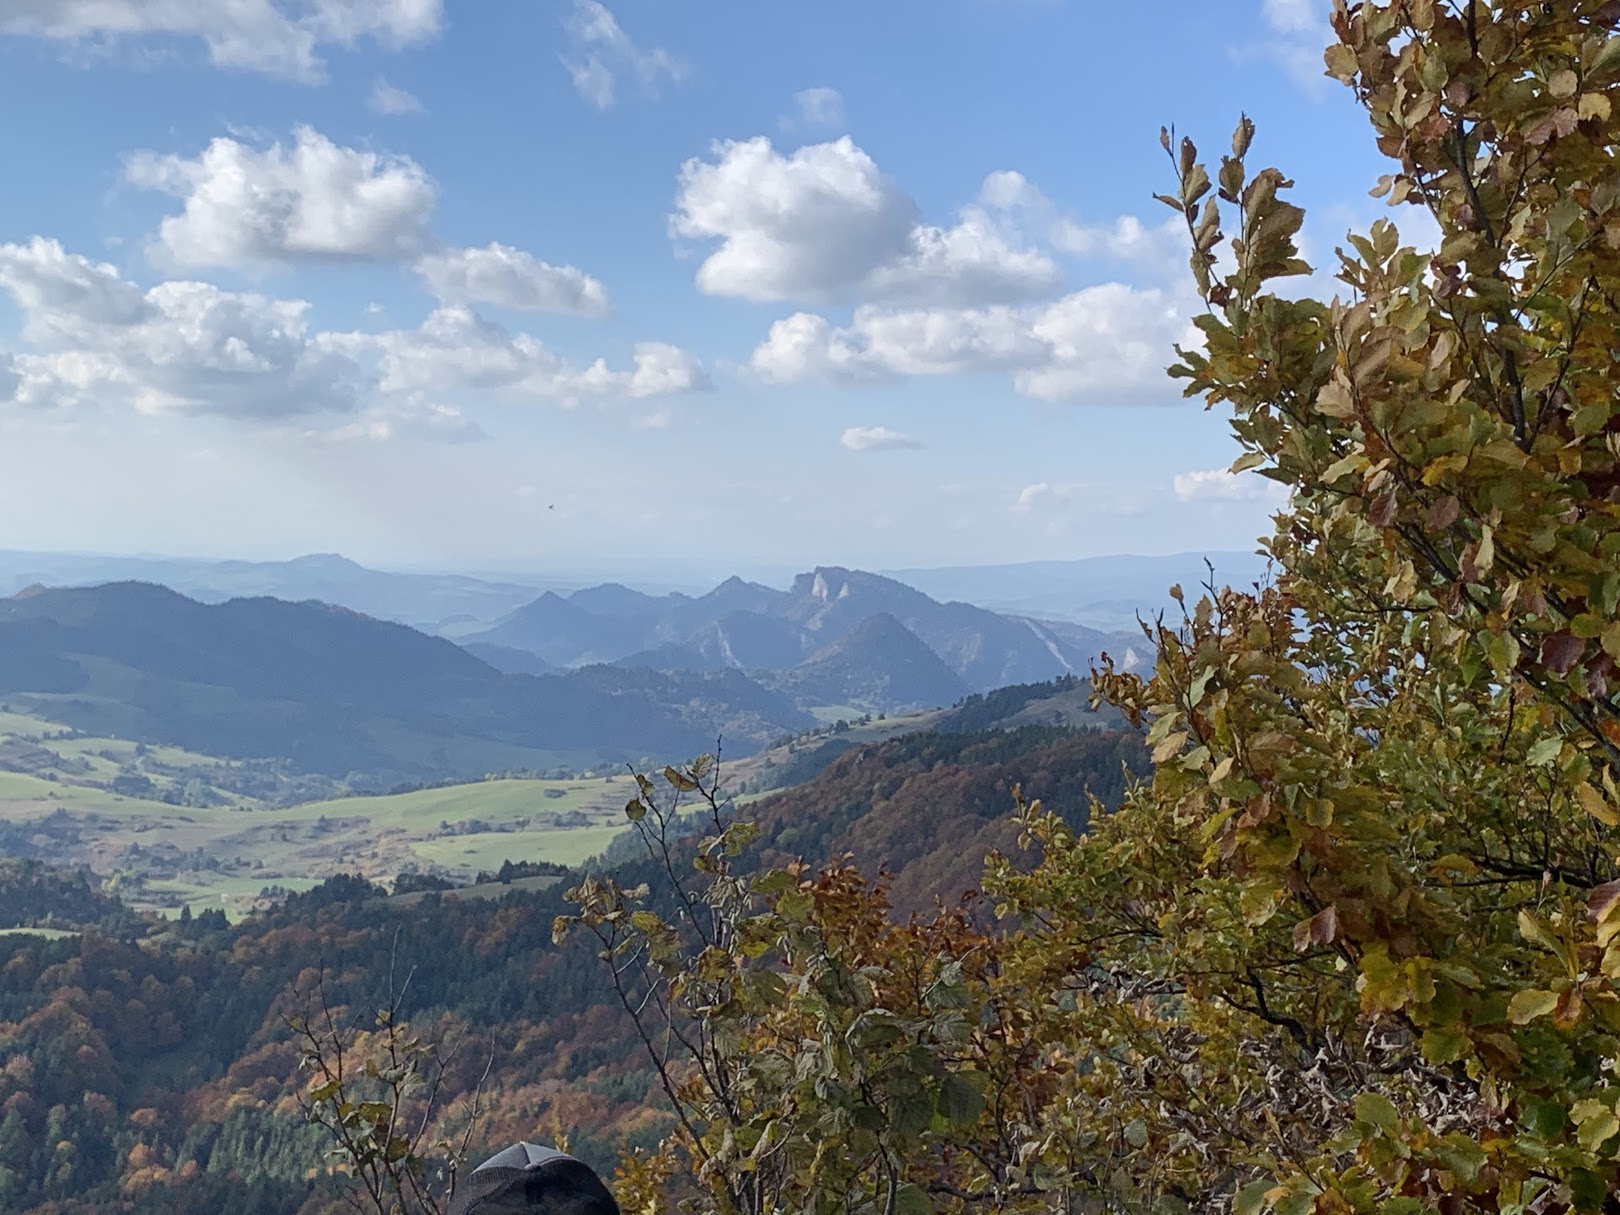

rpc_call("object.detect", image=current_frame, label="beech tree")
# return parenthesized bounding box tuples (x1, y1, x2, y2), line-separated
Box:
(560, 4, 1620, 1214)
(991, 0, 1620, 1210)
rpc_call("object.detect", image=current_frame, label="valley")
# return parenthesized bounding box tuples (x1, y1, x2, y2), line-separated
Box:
(0, 671, 1114, 921)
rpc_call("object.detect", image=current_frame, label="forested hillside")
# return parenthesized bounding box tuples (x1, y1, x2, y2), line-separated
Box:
(0, 719, 1141, 1213)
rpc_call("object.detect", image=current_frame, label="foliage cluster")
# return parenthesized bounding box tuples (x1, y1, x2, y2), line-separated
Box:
(0, 719, 1130, 1213)
(545, 5, 1620, 1214)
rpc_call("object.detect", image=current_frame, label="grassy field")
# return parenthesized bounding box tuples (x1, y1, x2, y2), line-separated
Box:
(0, 699, 974, 920)
(0, 705, 638, 917)
(0, 765, 637, 918)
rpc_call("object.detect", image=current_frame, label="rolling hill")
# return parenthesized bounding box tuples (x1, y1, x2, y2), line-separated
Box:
(0, 583, 812, 783)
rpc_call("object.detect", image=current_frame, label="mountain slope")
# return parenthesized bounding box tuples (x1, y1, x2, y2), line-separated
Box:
(0, 584, 810, 780)
(467, 566, 1141, 709)
(743, 725, 1148, 915)
(775, 613, 969, 711)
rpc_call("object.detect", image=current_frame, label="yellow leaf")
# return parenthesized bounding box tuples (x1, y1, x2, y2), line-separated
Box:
(1152, 731, 1188, 764)
(1209, 756, 1235, 785)
(1601, 622, 1620, 659)
(1576, 781, 1619, 827)
(1507, 988, 1560, 1024)
(1579, 92, 1612, 121)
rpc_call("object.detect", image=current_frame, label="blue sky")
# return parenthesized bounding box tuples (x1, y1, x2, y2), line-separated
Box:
(0, 0, 1419, 577)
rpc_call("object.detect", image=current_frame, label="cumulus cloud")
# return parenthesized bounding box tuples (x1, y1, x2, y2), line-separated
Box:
(368, 77, 424, 115)
(328, 304, 709, 406)
(785, 86, 844, 129)
(751, 283, 1191, 404)
(866, 208, 1060, 306)
(979, 170, 1186, 279)
(0, 237, 363, 419)
(673, 136, 917, 302)
(672, 136, 1056, 306)
(126, 126, 437, 269)
(416, 243, 611, 316)
(0, 238, 706, 433)
(0, 0, 444, 82)
(840, 425, 922, 452)
(126, 127, 615, 320)
(561, 0, 684, 109)
(1172, 467, 1290, 503)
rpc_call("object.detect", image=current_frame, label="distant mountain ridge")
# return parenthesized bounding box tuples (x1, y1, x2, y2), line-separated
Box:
(0, 550, 560, 632)
(0, 582, 813, 782)
(467, 565, 1145, 711)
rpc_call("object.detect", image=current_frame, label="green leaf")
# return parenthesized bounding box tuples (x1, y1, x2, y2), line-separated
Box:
(1569, 1168, 1607, 1213)
(1419, 1025, 1469, 1064)
(1527, 736, 1563, 767)
(1354, 1091, 1400, 1133)
(937, 1072, 987, 1127)
(1521, 1098, 1567, 1140)
(1232, 1179, 1273, 1215)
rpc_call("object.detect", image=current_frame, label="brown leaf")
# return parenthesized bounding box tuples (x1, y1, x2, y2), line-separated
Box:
(1589, 878, 1620, 922)
(1368, 491, 1398, 528)
(1541, 630, 1586, 675)
(1525, 106, 1579, 145)
(1291, 905, 1339, 952)
(1426, 495, 1460, 529)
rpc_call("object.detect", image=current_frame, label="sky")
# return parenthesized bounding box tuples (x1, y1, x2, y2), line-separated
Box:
(0, 0, 1427, 577)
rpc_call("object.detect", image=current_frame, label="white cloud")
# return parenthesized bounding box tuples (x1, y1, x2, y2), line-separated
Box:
(1015, 284, 1193, 401)
(0, 238, 704, 431)
(320, 398, 484, 444)
(127, 128, 613, 320)
(672, 137, 1055, 306)
(330, 304, 708, 406)
(0, 236, 146, 339)
(866, 208, 1060, 306)
(980, 170, 1186, 280)
(561, 0, 684, 109)
(1172, 467, 1289, 503)
(0, 237, 363, 419)
(751, 283, 1191, 403)
(1014, 482, 1062, 513)
(841, 425, 922, 452)
(1238, 0, 1332, 98)
(0, 354, 21, 404)
(127, 126, 437, 269)
(672, 136, 916, 302)
(416, 243, 611, 316)
(368, 78, 424, 115)
(787, 87, 844, 129)
(1263, 0, 1320, 34)
(0, 0, 444, 82)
